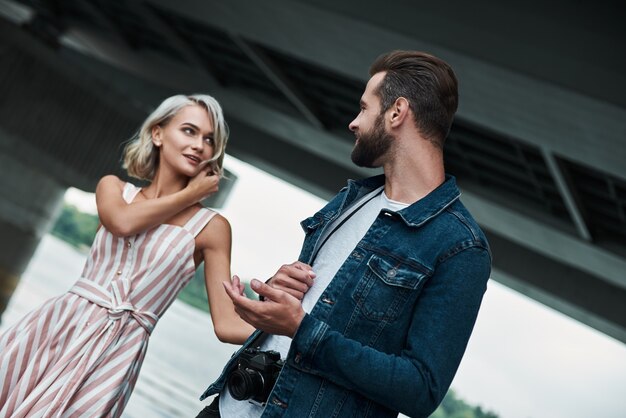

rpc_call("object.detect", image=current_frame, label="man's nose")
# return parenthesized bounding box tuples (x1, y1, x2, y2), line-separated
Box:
(348, 117, 358, 132)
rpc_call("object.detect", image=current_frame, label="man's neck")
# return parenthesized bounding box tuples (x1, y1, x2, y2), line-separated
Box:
(381, 141, 445, 204)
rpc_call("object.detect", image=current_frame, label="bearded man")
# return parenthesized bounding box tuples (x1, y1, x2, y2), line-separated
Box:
(198, 50, 492, 418)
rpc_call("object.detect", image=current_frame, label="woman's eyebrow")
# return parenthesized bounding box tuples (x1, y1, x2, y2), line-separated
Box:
(180, 122, 200, 130)
(181, 122, 214, 135)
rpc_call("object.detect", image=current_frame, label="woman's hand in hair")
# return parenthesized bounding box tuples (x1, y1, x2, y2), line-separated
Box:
(186, 163, 220, 201)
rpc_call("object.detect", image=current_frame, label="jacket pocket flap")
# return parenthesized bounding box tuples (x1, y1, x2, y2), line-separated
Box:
(367, 254, 430, 289)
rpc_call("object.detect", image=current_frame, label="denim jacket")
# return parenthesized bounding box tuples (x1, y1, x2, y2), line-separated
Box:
(200, 174, 491, 418)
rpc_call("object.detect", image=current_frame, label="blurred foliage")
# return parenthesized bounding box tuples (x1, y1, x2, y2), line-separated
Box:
(180, 270, 501, 418)
(50, 203, 99, 250)
(178, 265, 258, 313)
(431, 389, 499, 418)
(50, 202, 257, 311)
(51, 203, 499, 418)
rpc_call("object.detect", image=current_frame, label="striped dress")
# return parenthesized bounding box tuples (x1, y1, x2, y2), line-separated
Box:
(0, 183, 216, 417)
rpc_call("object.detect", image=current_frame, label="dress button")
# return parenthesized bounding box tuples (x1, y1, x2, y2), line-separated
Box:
(116, 270, 122, 275)
(127, 242, 131, 248)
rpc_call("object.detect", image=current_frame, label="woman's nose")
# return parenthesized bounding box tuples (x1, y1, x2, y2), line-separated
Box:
(190, 135, 204, 149)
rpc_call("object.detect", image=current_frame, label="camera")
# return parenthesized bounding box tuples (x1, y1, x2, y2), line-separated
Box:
(227, 347, 284, 406)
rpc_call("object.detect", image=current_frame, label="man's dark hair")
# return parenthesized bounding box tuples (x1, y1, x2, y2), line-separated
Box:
(369, 50, 458, 148)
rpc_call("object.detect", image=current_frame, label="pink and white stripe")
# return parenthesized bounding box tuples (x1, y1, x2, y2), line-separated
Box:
(0, 183, 216, 417)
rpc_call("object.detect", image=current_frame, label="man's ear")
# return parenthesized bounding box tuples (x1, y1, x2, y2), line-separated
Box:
(389, 97, 410, 127)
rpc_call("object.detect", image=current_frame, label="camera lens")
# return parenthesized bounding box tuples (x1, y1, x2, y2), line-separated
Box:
(227, 369, 264, 401)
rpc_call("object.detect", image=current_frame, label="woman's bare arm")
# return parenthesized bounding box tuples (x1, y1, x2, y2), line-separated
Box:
(197, 214, 255, 344)
(96, 172, 218, 237)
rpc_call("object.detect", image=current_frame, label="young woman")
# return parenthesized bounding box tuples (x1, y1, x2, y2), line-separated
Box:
(0, 94, 255, 417)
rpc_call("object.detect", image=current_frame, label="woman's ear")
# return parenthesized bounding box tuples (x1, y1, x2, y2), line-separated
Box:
(152, 125, 162, 147)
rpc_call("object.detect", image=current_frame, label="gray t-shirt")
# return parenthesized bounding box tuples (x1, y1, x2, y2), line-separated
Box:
(219, 189, 407, 417)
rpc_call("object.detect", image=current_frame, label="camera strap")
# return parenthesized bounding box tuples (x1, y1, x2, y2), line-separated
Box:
(253, 186, 383, 346)
(309, 185, 384, 263)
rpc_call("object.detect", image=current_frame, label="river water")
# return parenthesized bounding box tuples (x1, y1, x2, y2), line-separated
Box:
(0, 235, 235, 417)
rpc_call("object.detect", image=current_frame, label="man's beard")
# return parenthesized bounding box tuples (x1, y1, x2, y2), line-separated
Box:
(351, 112, 393, 168)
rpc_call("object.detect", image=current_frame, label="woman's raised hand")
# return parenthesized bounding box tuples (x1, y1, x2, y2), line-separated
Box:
(186, 163, 220, 202)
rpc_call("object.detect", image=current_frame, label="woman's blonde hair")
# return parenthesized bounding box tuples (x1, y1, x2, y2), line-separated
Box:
(123, 94, 229, 180)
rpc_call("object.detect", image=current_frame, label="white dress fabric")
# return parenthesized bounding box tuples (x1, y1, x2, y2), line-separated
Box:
(0, 183, 216, 418)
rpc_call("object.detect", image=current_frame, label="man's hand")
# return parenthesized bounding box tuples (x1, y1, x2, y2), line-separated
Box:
(223, 276, 305, 337)
(267, 261, 316, 300)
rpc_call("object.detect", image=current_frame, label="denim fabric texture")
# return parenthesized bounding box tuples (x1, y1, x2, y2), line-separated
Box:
(200, 174, 492, 418)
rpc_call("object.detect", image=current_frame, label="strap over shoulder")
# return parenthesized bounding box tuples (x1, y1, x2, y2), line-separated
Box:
(122, 182, 141, 204)
(183, 208, 218, 237)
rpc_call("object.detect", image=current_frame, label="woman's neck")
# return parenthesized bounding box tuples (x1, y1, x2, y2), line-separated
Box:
(143, 168, 188, 198)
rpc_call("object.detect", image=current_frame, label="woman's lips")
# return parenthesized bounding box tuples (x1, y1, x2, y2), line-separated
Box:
(184, 154, 201, 165)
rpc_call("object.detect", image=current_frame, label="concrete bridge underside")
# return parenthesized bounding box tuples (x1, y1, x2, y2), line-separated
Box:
(0, 0, 625, 343)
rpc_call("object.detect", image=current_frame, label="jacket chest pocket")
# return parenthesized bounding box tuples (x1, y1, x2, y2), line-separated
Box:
(352, 254, 430, 321)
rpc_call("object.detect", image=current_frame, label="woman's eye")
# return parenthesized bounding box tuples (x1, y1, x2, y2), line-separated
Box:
(183, 127, 194, 135)
(204, 137, 214, 145)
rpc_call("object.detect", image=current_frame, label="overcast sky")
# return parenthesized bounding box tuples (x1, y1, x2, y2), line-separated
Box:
(66, 154, 626, 418)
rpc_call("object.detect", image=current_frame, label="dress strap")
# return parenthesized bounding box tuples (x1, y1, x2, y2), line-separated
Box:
(122, 182, 141, 204)
(183, 208, 218, 237)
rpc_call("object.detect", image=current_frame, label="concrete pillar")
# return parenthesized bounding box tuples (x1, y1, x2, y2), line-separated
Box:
(0, 150, 65, 320)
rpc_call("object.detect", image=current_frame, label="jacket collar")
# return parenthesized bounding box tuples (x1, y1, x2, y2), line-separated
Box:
(351, 174, 461, 227)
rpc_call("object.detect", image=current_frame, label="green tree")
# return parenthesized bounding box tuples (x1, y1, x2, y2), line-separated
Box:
(431, 389, 499, 418)
(49, 204, 499, 418)
(51, 203, 99, 249)
(177, 264, 258, 313)
(49, 203, 254, 312)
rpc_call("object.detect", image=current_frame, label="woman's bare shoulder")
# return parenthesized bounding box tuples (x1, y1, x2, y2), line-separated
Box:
(96, 175, 127, 193)
(196, 212, 231, 251)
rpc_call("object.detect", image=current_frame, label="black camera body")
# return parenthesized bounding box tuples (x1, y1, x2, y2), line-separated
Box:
(227, 347, 284, 406)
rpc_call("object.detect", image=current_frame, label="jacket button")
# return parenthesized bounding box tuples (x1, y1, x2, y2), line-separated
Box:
(272, 397, 288, 408)
(351, 251, 362, 259)
(387, 268, 397, 278)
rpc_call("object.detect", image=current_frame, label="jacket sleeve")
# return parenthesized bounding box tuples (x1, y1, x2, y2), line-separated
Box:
(286, 246, 491, 418)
